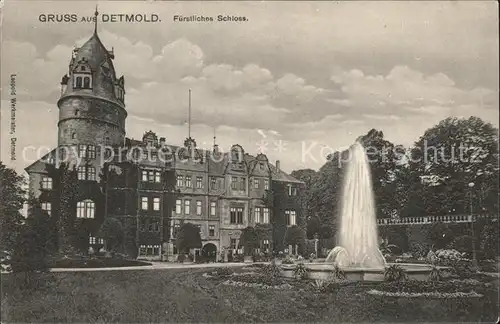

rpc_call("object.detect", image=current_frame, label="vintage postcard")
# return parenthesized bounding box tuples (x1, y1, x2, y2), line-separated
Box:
(1, 0, 498, 322)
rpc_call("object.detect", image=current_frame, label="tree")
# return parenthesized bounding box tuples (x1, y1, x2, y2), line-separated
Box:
(175, 223, 202, 254)
(410, 117, 499, 215)
(98, 217, 123, 252)
(480, 223, 499, 259)
(238, 227, 259, 256)
(306, 216, 321, 239)
(284, 225, 305, 247)
(10, 199, 53, 286)
(425, 222, 454, 249)
(0, 162, 26, 256)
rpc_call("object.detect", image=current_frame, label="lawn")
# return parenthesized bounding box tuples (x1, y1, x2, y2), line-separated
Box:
(1, 267, 498, 323)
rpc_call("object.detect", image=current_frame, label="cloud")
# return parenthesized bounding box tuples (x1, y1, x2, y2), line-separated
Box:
(1, 1, 498, 173)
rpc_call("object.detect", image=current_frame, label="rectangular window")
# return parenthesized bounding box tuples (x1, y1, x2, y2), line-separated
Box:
(210, 202, 216, 216)
(98, 238, 104, 245)
(78, 145, 86, 157)
(78, 166, 86, 180)
(260, 163, 265, 171)
(184, 200, 191, 214)
(185, 176, 192, 188)
(255, 207, 261, 223)
(87, 167, 96, 181)
(231, 177, 238, 190)
(254, 178, 259, 189)
(153, 197, 160, 211)
(155, 171, 161, 183)
(230, 207, 236, 224)
(240, 178, 246, 191)
(230, 207, 243, 224)
(174, 224, 180, 237)
(263, 208, 270, 223)
(292, 187, 297, 196)
(196, 201, 202, 215)
(140, 220, 145, 232)
(264, 179, 269, 190)
(176, 175, 184, 187)
(176, 199, 182, 214)
(237, 208, 243, 223)
(41, 202, 51, 215)
(141, 197, 148, 210)
(285, 210, 290, 225)
(77, 200, 95, 218)
(87, 145, 96, 159)
(230, 238, 237, 250)
(142, 150, 149, 161)
(263, 239, 270, 251)
(148, 171, 155, 183)
(89, 236, 96, 245)
(196, 176, 203, 189)
(210, 177, 217, 190)
(41, 177, 52, 189)
(288, 185, 292, 196)
(290, 211, 297, 225)
(209, 225, 215, 237)
(142, 170, 148, 182)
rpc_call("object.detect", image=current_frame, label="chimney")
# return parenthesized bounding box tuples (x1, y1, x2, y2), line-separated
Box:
(159, 137, 166, 146)
(276, 160, 280, 172)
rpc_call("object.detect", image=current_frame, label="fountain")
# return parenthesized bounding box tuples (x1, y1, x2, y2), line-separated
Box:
(281, 142, 433, 281)
(325, 142, 386, 269)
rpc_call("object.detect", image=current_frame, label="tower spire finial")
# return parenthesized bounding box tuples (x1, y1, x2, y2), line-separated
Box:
(94, 5, 99, 35)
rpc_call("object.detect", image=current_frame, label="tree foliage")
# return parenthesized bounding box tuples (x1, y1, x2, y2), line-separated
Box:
(98, 217, 123, 251)
(0, 162, 26, 254)
(175, 223, 202, 253)
(238, 226, 259, 256)
(9, 198, 54, 285)
(284, 225, 305, 246)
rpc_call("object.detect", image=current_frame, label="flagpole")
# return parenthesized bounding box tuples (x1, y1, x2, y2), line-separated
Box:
(188, 89, 191, 138)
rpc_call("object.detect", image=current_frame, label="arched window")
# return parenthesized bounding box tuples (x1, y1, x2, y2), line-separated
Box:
(72, 132, 77, 139)
(75, 77, 82, 88)
(83, 77, 91, 89)
(77, 200, 95, 219)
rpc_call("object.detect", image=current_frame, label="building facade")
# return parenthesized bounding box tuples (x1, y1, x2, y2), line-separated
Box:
(25, 26, 305, 261)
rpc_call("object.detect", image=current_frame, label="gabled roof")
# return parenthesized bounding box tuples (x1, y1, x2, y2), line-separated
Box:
(24, 149, 57, 174)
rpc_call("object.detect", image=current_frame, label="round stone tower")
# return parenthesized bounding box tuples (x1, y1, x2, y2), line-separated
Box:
(57, 27, 126, 150)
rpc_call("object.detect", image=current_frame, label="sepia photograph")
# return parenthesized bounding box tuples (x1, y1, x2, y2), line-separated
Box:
(1, 0, 499, 322)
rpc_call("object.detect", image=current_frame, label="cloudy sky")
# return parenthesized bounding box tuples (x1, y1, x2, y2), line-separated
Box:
(1, 0, 498, 175)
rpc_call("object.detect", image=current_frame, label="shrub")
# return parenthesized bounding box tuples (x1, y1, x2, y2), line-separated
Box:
(214, 267, 233, 278)
(232, 273, 284, 287)
(259, 260, 282, 279)
(333, 265, 347, 281)
(384, 264, 407, 282)
(450, 259, 476, 279)
(428, 266, 443, 282)
(410, 243, 430, 259)
(293, 263, 309, 280)
(282, 257, 295, 264)
(378, 279, 478, 294)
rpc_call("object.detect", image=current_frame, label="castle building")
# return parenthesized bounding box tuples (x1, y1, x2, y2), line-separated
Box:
(25, 17, 304, 261)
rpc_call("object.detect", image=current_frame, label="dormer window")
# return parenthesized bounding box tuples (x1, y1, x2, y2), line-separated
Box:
(73, 59, 92, 89)
(230, 145, 244, 163)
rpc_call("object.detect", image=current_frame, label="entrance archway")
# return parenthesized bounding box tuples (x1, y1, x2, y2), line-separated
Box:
(201, 243, 217, 263)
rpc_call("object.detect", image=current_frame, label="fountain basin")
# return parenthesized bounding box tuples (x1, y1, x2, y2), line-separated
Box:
(281, 263, 435, 281)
